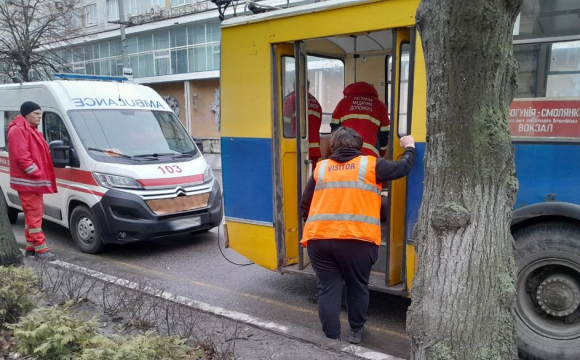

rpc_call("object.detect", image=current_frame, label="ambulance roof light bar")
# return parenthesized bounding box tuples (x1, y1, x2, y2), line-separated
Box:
(52, 73, 129, 82)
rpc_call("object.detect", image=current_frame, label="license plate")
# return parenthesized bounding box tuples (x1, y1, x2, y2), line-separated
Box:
(169, 217, 201, 231)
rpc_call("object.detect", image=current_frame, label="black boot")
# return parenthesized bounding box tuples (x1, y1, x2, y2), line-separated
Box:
(348, 326, 365, 344)
(35, 251, 56, 261)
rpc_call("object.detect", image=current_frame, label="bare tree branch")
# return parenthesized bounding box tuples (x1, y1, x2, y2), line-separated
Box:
(0, 0, 87, 82)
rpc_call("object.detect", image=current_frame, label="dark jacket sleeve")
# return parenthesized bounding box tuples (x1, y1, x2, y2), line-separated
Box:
(300, 176, 316, 223)
(375, 147, 416, 183)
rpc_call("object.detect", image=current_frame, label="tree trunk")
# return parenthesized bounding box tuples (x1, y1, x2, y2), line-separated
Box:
(20, 61, 30, 83)
(0, 200, 22, 267)
(407, 0, 523, 359)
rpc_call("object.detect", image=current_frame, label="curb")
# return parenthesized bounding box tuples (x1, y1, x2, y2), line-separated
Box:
(48, 259, 404, 360)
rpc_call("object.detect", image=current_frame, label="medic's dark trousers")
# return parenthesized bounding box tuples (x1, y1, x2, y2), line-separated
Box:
(307, 239, 378, 339)
(18, 192, 49, 254)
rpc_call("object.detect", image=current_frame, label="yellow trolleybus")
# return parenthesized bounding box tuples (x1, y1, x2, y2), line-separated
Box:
(218, 1, 580, 358)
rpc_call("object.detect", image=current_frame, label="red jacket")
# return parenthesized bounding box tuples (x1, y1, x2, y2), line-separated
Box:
(7, 115, 57, 194)
(283, 92, 323, 159)
(331, 82, 390, 157)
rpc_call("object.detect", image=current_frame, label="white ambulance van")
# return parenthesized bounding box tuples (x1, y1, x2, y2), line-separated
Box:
(0, 76, 222, 253)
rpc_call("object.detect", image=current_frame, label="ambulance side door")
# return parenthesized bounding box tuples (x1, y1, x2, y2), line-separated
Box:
(42, 111, 76, 225)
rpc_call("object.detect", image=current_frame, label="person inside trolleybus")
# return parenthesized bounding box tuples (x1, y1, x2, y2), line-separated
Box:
(283, 81, 323, 167)
(330, 81, 390, 158)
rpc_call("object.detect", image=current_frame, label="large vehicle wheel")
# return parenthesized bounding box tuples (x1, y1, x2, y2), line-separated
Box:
(0, 192, 19, 224)
(513, 222, 580, 360)
(70, 205, 104, 254)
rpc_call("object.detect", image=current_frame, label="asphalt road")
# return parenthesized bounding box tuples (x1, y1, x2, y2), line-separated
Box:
(10, 170, 411, 359)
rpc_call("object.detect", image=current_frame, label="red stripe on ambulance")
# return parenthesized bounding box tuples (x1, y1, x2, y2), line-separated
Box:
(54, 168, 99, 186)
(56, 182, 104, 197)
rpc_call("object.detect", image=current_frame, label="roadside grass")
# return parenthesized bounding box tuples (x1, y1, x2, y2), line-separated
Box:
(0, 261, 252, 359)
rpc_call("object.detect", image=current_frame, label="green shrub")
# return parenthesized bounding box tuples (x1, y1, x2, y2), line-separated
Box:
(9, 303, 98, 359)
(0, 266, 37, 328)
(80, 332, 204, 360)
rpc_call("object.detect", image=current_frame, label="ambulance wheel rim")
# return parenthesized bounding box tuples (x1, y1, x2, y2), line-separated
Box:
(77, 216, 95, 244)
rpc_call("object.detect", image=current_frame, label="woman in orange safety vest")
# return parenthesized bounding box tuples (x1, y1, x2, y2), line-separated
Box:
(300, 127, 415, 344)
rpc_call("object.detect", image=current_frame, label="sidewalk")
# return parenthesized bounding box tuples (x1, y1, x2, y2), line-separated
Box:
(41, 259, 404, 360)
(196, 153, 403, 359)
(203, 153, 222, 171)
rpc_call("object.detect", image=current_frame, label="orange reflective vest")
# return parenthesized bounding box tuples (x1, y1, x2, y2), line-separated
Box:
(301, 156, 381, 246)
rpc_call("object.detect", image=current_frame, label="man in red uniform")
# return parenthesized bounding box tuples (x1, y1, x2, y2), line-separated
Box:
(8, 101, 57, 261)
(330, 82, 390, 158)
(283, 82, 323, 167)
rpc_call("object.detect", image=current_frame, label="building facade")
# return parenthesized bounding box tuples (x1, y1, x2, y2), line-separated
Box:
(33, 0, 319, 153)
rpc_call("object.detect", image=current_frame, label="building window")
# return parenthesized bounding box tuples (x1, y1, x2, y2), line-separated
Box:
(150, 0, 164, 8)
(189, 46, 206, 72)
(139, 34, 153, 52)
(107, 0, 119, 21)
(53, 21, 221, 79)
(100, 42, 110, 58)
(188, 24, 205, 45)
(154, 30, 170, 50)
(126, 0, 140, 16)
(139, 54, 154, 77)
(85, 4, 97, 27)
(171, 27, 187, 48)
(171, 49, 188, 74)
(171, 0, 191, 7)
(155, 56, 170, 76)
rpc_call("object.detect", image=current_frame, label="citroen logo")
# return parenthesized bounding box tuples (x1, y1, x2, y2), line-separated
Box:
(176, 187, 186, 196)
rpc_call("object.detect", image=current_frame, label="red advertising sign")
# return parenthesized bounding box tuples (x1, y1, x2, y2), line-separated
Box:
(509, 99, 580, 138)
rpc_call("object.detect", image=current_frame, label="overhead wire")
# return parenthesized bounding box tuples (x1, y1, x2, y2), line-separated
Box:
(216, 199, 253, 266)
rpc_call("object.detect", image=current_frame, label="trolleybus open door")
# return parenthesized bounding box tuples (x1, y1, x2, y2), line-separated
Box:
(387, 27, 416, 290)
(273, 41, 310, 270)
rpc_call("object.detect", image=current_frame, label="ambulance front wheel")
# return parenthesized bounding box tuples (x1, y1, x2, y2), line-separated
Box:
(70, 205, 104, 254)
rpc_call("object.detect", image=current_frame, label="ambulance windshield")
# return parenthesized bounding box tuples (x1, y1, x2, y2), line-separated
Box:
(68, 109, 199, 161)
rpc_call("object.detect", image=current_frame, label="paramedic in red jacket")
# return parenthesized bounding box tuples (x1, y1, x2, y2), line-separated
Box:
(7, 101, 57, 261)
(330, 82, 390, 158)
(283, 84, 323, 167)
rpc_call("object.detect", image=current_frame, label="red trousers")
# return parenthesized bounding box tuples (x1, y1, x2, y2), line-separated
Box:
(18, 192, 49, 254)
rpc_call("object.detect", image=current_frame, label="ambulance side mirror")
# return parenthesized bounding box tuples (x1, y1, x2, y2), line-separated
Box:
(49, 140, 77, 168)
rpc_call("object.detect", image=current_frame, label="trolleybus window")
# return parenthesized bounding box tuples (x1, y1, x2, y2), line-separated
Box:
(282, 55, 298, 139)
(511, 39, 580, 139)
(387, 46, 410, 136)
(514, 0, 580, 40)
(282, 55, 345, 137)
(307, 56, 344, 134)
(398, 44, 410, 136)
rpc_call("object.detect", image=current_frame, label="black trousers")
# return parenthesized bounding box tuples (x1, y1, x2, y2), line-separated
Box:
(307, 240, 379, 339)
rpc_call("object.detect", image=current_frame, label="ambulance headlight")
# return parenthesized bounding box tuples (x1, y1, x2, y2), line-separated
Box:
(203, 165, 213, 183)
(93, 173, 143, 189)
